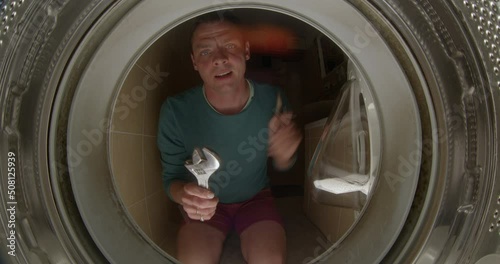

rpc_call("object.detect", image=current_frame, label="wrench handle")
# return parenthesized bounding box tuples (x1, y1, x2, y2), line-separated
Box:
(195, 174, 210, 190)
(197, 179, 209, 189)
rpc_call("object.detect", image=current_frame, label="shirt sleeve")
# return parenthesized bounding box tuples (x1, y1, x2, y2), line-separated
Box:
(157, 99, 190, 201)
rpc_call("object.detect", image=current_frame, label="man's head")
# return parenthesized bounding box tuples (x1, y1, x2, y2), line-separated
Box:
(190, 12, 250, 94)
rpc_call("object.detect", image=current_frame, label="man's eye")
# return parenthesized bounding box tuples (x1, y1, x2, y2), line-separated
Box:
(226, 44, 235, 49)
(200, 50, 211, 56)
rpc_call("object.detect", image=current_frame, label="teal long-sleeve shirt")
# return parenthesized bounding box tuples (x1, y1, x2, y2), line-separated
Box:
(157, 80, 290, 204)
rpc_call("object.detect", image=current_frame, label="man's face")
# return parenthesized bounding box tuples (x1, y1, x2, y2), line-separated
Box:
(191, 21, 250, 94)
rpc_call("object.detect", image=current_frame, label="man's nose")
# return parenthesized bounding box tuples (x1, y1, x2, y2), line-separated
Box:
(212, 48, 228, 65)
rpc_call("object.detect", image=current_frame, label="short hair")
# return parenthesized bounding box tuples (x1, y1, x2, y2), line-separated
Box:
(190, 11, 241, 47)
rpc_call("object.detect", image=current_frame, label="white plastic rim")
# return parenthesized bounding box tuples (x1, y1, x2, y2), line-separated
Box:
(67, 0, 425, 263)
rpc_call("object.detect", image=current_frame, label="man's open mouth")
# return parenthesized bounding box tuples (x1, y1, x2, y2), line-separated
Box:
(215, 71, 232, 79)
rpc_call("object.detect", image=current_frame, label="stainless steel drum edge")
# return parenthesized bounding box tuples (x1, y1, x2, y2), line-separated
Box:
(48, 1, 143, 263)
(377, 0, 500, 263)
(1, 0, 120, 263)
(451, 0, 500, 262)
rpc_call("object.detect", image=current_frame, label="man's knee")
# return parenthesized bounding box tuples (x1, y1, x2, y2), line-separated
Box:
(240, 221, 286, 264)
(245, 249, 285, 264)
(177, 223, 226, 264)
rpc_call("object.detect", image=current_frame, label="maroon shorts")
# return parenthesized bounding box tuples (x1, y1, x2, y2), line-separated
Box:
(180, 188, 284, 236)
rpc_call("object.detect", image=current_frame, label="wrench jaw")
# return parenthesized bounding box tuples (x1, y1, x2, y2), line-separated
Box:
(185, 147, 221, 190)
(191, 148, 205, 165)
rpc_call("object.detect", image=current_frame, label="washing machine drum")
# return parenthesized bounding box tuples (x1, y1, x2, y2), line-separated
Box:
(0, 0, 499, 263)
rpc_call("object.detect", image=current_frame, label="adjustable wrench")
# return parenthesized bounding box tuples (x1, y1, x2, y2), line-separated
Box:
(184, 147, 221, 189)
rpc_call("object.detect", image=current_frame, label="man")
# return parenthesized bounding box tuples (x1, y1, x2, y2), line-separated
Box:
(157, 12, 302, 264)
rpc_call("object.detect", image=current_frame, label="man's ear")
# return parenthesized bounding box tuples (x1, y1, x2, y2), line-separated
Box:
(191, 53, 198, 71)
(245, 41, 250, 60)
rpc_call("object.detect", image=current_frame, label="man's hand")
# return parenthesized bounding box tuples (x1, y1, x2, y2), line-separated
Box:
(268, 112, 302, 170)
(171, 182, 218, 221)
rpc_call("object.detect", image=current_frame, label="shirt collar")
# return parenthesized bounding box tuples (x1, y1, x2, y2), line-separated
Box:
(202, 79, 254, 114)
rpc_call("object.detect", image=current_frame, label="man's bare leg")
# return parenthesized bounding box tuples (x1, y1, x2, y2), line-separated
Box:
(240, 220, 286, 264)
(177, 222, 226, 264)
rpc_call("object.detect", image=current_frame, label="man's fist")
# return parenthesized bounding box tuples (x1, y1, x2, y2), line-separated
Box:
(268, 112, 302, 170)
(180, 182, 218, 221)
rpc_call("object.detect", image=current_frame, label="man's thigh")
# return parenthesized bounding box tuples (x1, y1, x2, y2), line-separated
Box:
(233, 188, 284, 235)
(234, 189, 286, 263)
